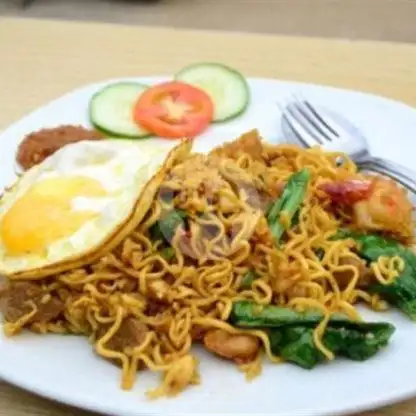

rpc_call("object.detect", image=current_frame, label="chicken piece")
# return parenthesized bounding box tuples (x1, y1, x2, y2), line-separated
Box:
(149, 355, 199, 398)
(148, 279, 170, 301)
(211, 129, 264, 162)
(333, 256, 374, 289)
(321, 177, 413, 240)
(203, 329, 260, 364)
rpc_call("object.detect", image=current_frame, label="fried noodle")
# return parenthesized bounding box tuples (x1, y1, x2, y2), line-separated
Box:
(1, 136, 405, 397)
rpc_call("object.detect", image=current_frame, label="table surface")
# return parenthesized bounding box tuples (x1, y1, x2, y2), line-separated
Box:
(1, 16, 416, 416)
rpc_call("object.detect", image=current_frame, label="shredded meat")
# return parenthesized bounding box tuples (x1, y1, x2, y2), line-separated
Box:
(168, 154, 259, 215)
(98, 317, 148, 352)
(203, 329, 260, 364)
(190, 324, 207, 342)
(333, 256, 374, 289)
(17, 125, 104, 170)
(145, 300, 168, 317)
(1, 281, 64, 324)
(211, 129, 264, 162)
(168, 155, 230, 210)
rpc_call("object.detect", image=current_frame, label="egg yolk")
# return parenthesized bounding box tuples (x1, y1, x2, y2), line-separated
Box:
(1, 176, 107, 256)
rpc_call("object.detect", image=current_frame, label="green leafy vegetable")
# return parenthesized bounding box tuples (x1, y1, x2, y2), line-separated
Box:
(230, 300, 346, 328)
(149, 209, 188, 243)
(266, 169, 311, 244)
(334, 229, 404, 259)
(336, 230, 416, 320)
(160, 247, 175, 261)
(269, 322, 394, 369)
(230, 301, 395, 369)
(291, 209, 301, 227)
(240, 270, 259, 289)
(269, 326, 322, 369)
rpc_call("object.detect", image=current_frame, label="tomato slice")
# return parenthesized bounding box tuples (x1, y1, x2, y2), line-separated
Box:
(133, 81, 214, 139)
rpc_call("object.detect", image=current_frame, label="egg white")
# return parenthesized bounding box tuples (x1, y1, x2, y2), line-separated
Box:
(0, 139, 177, 275)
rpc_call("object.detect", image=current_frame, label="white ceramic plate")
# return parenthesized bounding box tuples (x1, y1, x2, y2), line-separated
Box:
(1, 77, 416, 416)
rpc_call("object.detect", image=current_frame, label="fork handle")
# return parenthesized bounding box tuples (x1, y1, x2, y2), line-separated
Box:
(361, 157, 416, 194)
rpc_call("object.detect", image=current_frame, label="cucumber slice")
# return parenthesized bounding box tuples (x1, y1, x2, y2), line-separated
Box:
(89, 82, 150, 138)
(175, 63, 250, 122)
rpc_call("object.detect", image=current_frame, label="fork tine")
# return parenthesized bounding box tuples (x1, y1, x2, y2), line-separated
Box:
(278, 101, 309, 147)
(297, 94, 344, 138)
(292, 95, 338, 143)
(281, 105, 323, 148)
(282, 114, 315, 148)
(285, 103, 326, 145)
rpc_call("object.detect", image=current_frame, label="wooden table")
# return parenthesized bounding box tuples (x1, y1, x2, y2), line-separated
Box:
(1, 17, 416, 416)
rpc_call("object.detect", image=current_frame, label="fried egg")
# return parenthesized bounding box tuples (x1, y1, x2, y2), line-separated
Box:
(0, 138, 190, 278)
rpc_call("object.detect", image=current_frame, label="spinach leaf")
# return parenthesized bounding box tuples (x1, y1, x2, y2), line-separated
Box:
(334, 229, 404, 260)
(326, 321, 395, 361)
(269, 322, 394, 369)
(267, 169, 311, 244)
(230, 301, 395, 369)
(336, 230, 416, 320)
(149, 209, 188, 243)
(269, 326, 323, 369)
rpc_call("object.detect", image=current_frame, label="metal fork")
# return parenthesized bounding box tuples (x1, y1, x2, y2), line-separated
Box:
(281, 96, 416, 194)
